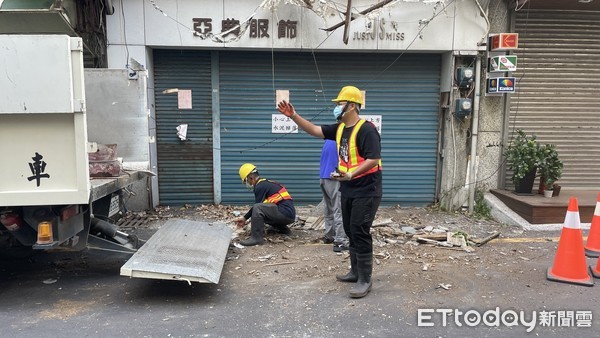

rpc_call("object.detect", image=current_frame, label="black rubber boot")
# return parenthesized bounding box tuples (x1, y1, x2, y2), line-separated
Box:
(336, 252, 358, 282)
(239, 235, 265, 246)
(275, 224, 291, 235)
(349, 253, 373, 298)
(240, 221, 265, 246)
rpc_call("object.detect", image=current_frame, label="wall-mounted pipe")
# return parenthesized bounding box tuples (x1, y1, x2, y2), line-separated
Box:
(105, 0, 115, 15)
(468, 55, 482, 213)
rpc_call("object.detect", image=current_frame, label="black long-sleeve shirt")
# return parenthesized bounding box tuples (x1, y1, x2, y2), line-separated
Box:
(244, 179, 296, 220)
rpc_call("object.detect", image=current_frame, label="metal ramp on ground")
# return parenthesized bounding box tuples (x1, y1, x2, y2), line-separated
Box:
(120, 218, 232, 284)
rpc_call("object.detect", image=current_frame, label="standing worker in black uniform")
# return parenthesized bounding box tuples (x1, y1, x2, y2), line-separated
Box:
(234, 163, 296, 246)
(277, 85, 382, 298)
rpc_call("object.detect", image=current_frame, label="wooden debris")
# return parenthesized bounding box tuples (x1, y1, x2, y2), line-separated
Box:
(372, 218, 394, 227)
(374, 251, 391, 260)
(416, 233, 448, 242)
(304, 215, 325, 230)
(262, 261, 298, 267)
(416, 237, 452, 247)
(471, 231, 501, 247)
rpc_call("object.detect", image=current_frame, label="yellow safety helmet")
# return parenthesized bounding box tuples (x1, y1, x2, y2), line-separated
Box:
(332, 86, 363, 105)
(239, 163, 257, 182)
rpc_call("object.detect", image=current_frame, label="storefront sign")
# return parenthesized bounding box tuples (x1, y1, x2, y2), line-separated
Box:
(192, 17, 404, 43)
(193, 17, 297, 39)
(489, 33, 518, 51)
(489, 55, 517, 72)
(352, 19, 405, 42)
(486, 77, 516, 94)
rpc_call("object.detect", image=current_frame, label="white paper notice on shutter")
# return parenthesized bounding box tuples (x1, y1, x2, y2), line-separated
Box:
(178, 90, 192, 109)
(361, 115, 382, 134)
(272, 114, 298, 134)
(275, 90, 289, 107)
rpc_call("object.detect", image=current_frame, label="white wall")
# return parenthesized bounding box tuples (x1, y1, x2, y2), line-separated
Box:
(85, 69, 152, 210)
(107, 0, 487, 68)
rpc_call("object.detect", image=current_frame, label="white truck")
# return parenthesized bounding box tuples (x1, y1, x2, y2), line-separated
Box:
(0, 34, 145, 255)
(0, 34, 231, 284)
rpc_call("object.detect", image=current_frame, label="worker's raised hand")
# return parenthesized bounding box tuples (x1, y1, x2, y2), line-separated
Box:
(277, 100, 296, 118)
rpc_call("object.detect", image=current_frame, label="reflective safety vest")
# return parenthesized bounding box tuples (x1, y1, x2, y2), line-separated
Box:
(257, 179, 293, 204)
(335, 119, 382, 179)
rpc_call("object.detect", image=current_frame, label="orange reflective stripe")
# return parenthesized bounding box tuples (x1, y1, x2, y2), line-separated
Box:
(261, 180, 293, 204)
(266, 190, 291, 204)
(335, 119, 382, 178)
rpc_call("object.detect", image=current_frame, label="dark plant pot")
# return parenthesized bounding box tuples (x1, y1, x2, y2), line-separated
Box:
(552, 185, 561, 197)
(515, 168, 537, 195)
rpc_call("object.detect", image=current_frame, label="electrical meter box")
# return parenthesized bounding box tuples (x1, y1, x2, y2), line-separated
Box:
(455, 98, 472, 118)
(0, 35, 90, 206)
(456, 67, 474, 87)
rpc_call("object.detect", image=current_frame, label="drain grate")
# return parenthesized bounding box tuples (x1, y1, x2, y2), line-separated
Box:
(117, 215, 151, 229)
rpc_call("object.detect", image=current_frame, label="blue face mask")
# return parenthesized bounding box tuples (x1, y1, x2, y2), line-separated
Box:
(333, 105, 344, 120)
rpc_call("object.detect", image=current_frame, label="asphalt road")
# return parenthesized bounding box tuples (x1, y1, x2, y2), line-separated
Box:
(1, 228, 599, 338)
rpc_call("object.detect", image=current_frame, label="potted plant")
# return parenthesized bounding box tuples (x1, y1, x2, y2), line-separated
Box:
(537, 143, 563, 197)
(504, 129, 540, 194)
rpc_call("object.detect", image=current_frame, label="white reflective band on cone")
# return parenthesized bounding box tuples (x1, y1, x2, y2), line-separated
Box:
(563, 211, 581, 229)
(594, 201, 600, 217)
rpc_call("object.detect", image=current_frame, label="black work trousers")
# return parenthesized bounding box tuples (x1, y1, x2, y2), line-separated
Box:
(250, 203, 294, 236)
(341, 196, 381, 255)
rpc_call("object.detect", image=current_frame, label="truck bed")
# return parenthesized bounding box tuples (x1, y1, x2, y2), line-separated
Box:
(90, 170, 147, 202)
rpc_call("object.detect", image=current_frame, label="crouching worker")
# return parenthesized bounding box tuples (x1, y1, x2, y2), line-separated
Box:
(234, 163, 296, 246)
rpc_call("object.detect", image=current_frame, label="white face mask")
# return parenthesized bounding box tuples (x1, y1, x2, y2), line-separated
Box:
(245, 180, 254, 190)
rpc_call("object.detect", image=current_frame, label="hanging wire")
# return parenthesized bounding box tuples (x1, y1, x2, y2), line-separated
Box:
(228, 1, 452, 154)
(146, 0, 259, 43)
(120, 0, 130, 69)
(363, 0, 454, 87)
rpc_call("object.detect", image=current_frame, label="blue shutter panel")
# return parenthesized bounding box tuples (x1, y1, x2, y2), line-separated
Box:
(153, 50, 214, 205)
(219, 52, 440, 206)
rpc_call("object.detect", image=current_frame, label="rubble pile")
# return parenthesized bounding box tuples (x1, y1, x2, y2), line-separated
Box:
(121, 204, 501, 253)
(297, 210, 500, 252)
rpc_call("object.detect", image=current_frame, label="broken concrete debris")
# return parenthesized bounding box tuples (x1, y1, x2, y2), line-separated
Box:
(130, 204, 500, 255)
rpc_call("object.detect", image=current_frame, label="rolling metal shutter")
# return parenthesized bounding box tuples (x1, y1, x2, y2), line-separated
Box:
(153, 50, 214, 205)
(219, 51, 440, 206)
(508, 10, 600, 189)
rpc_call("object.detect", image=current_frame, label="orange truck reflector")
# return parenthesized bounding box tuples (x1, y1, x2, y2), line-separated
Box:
(36, 221, 54, 245)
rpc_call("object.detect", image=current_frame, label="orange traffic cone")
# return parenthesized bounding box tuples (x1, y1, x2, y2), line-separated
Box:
(584, 193, 600, 257)
(591, 258, 600, 279)
(546, 197, 594, 286)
